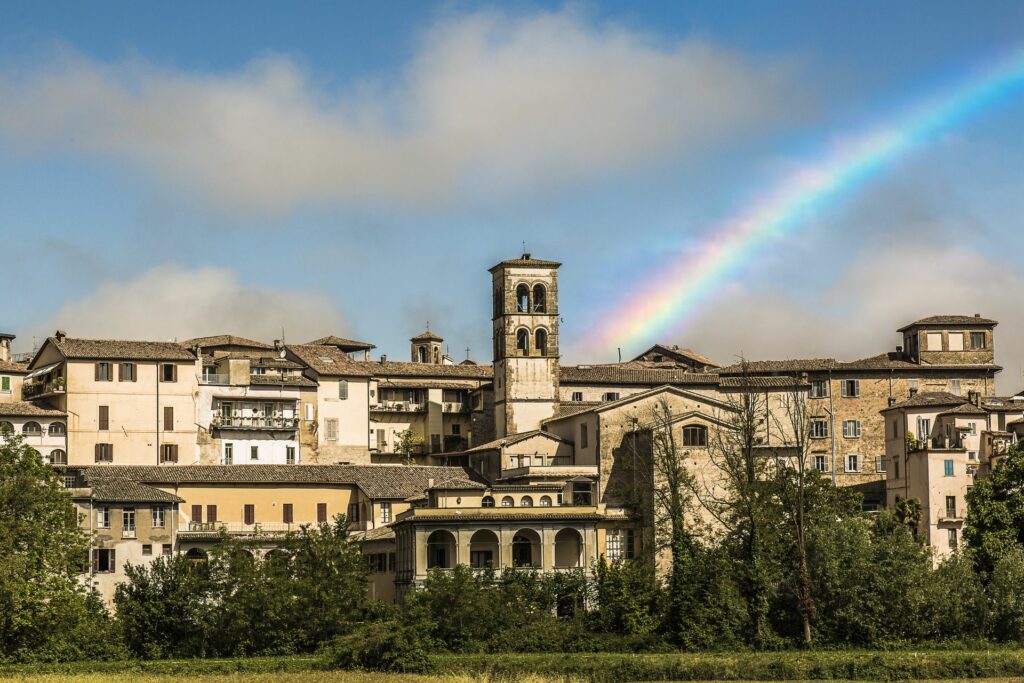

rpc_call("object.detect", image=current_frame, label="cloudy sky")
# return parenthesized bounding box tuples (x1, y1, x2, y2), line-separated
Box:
(2, 1, 1024, 390)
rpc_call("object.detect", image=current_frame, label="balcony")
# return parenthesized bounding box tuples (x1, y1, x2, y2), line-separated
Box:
(200, 373, 230, 385)
(185, 521, 295, 535)
(938, 510, 963, 524)
(442, 402, 470, 414)
(371, 401, 427, 413)
(23, 379, 65, 400)
(212, 415, 298, 431)
(122, 529, 137, 539)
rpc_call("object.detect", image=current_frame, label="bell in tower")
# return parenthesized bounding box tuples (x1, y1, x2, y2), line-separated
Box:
(411, 330, 444, 364)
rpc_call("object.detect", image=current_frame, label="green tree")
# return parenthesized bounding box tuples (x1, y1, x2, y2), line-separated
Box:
(394, 429, 424, 464)
(964, 444, 1024, 575)
(989, 545, 1024, 642)
(0, 427, 118, 661)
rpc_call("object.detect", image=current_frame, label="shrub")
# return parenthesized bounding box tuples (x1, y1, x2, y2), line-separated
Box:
(324, 621, 433, 674)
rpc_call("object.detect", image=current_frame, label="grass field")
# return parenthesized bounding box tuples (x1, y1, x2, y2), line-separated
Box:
(3, 675, 1024, 683)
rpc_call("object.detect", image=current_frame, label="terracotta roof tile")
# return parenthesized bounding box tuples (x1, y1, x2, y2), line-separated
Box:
(559, 365, 719, 385)
(488, 255, 561, 272)
(411, 331, 443, 342)
(883, 392, 970, 411)
(0, 401, 66, 417)
(898, 315, 998, 331)
(180, 335, 273, 350)
(306, 336, 376, 350)
(0, 360, 28, 374)
(45, 337, 197, 362)
(287, 345, 376, 377)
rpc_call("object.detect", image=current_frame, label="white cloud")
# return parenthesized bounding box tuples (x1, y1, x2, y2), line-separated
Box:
(678, 245, 1024, 393)
(0, 9, 800, 211)
(27, 265, 348, 345)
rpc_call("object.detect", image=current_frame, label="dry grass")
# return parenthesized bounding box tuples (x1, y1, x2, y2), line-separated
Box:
(4, 675, 1024, 683)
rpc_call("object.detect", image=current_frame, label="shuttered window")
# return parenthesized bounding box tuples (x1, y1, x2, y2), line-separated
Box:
(160, 444, 178, 463)
(317, 503, 327, 524)
(283, 503, 293, 524)
(206, 505, 217, 523)
(95, 362, 112, 381)
(160, 364, 177, 382)
(325, 418, 339, 441)
(94, 443, 113, 462)
(163, 406, 174, 431)
(244, 504, 255, 525)
(98, 406, 109, 431)
(338, 379, 348, 400)
(191, 505, 203, 524)
(118, 362, 136, 382)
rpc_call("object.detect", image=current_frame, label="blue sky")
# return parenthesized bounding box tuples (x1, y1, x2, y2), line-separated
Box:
(2, 1, 1024, 389)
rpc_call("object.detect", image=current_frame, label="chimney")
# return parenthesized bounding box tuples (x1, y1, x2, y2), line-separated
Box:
(0, 335, 10, 362)
(380, 354, 387, 363)
(427, 478, 434, 489)
(896, 345, 903, 354)
(968, 390, 981, 407)
(273, 339, 282, 351)
(974, 313, 981, 318)
(55, 329, 66, 343)
(522, 252, 531, 260)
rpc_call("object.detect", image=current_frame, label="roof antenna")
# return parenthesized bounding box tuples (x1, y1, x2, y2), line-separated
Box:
(522, 240, 529, 258)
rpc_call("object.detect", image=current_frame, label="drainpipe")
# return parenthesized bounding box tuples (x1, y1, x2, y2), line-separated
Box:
(828, 369, 836, 485)
(156, 363, 160, 466)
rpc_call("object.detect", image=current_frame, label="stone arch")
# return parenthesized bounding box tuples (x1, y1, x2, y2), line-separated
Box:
(512, 529, 542, 568)
(22, 421, 41, 435)
(515, 283, 531, 313)
(682, 424, 708, 447)
(539, 495, 552, 507)
(469, 529, 499, 568)
(516, 328, 530, 355)
(481, 495, 495, 508)
(535, 328, 548, 356)
(49, 449, 67, 465)
(520, 495, 534, 507)
(426, 530, 456, 569)
(185, 547, 208, 565)
(500, 496, 514, 507)
(48, 422, 66, 436)
(532, 283, 547, 312)
(554, 528, 583, 568)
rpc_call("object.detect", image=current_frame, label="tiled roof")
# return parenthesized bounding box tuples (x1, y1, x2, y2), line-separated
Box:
(898, 315, 998, 331)
(43, 336, 197, 362)
(287, 345, 376, 377)
(464, 429, 570, 454)
(634, 345, 720, 368)
(982, 397, 1024, 412)
(718, 359, 837, 374)
(883, 392, 970, 412)
(77, 464, 483, 500)
(719, 376, 809, 389)
(378, 379, 479, 390)
(937, 403, 989, 417)
(359, 526, 396, 542)
(430, 477, 488, 490)
(488, 255, 561, 272)
(719, 353, 999, 374)
(180, 335, 272, 350)
(411, 331, 443, 342)
(554, 401, 602, 418)
(0, 359, 28, 374)
(559, 364, 719, 385)
(87, 479, 184, 504)
(248, 374, 317, 387)
(0, 401, 66, 417)
(306, 336, 376, 351)
(371, 359, 492, 379)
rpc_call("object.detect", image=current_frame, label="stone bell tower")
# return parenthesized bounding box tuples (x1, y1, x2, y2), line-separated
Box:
(489, 253, 560, 437)
(411, 330, 444, 364)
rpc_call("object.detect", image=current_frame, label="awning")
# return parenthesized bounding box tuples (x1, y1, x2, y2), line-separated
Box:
(25, 362, 62, 380)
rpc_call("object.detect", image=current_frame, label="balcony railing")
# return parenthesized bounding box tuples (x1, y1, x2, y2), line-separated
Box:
(371, 401, 427, 413)
(23, 380, 65, 400)
(212, 415, 298, 430)
(186, 521, 295, 535)
(122, 529, 137, 539)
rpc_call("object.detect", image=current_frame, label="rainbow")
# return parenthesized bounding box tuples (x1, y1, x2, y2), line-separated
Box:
(595, 47, 1024, 355)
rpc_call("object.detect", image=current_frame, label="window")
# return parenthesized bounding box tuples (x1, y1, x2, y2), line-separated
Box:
(317, 503, 327, 523)
(950, 379, 961, 396)
(841, 379, 860, 397)
(191, 505, 202, 524)
(163, 406, 174, 431)
(375, 429, 386, 451)
(0, 376, 8, 393)
(162, 544, 172, 556)
(380, 501, 392, 523)
(338, 379, 348, 400)
(606, 529, 634, 561)
(142, 544, 152, 556)
(244, 504, 255, 526)
(481, 496, 495, 508)
(501, 496, 514, 507)
(945, 495, 957, 518)
(98, 405, 109, 431)
(532, 283, 547, 312)
(159, 444, 178, 463)
(810, 419, 828, 439)
(348, 502, 361, 522)
(286, 446, 296, 465)
(47, 448, 66, 465)
(22, 421, 41, 435)
(917, 418, 931, 442)
(535, 328, 548, 355)
(875, 455, 886, 473)
(813, 455, 827, 472)
(894, 459, 899, 479)
(283, 503, 294, 524)
(250, 445, 258, 460)
(842, 420, 861, 438)
(48, 422, 65, 436)
(94, 443, 113, 463)
(602, 392, 620, 402)
(580, 424, 589, 449)
(325, 418, 339, 441)
(516, 328, 529, 355)
(516, 284, 530, 312)
(571, 391, 583, 401)
(809, 379, 828, 398)
(160, 364, 177, 382)
(122, 509, 136, 537)
(944, 459, 954, 477)
(846, 454, 860, 473)
(682, 425, 708, 447)
(224, 442, 233, 465)
(572, 481, 593, 506)
(948, 528, 958, 551)
(119, 362, 136, 382)
(92, 548, 116, 573)
(451, 424, 461, 435)
(97, 507, 111, 528)
(927, 332, 943, 351)
(304, 403, 314, 420)
(521, 496, 534, 507)
(893, 420, 898, 438)
(206, 505, 217, 523)
(539, 495, 552, 507)
(62, 474, 76, 488)
(152, 506, 166, 528)
(95, 362, 112, 382)
(948, 333, 964, 351)
(970, 332, 986, 350)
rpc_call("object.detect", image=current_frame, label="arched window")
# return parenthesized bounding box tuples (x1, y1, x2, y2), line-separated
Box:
(48, 422, 66, 436)
(535, 328, 548, 356)
(512, 529, 541, 568)
(516, 329, 530, 356)
(426, 530, 456, 569)
(521, 496, 534, 507)
(682, 425, 708, 447)
(0, 421, 13, 433)
(481, 495, 495, 508)
(49, 449, 67, 465)
(516, 284, 531, 313)
(501, 496, 514, 507)
(418, 347, 427, 363)
(22, 421, 41, 435)
(185, 548, 208, 565)
(532, 284, 547, 312)
(433, 348, 440, 364)
(539, 495, 552, 507)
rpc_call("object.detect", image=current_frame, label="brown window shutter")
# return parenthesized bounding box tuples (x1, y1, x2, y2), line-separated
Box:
(109, 444, 113, 462)
(283, 503, 293, 524)
(207, 505, 217, 523)
(164, 406, 173, 431)
(94, 444, 100, 462)
(172, 444, 178, 462)
(117, 363, 122, 381)
(110, 549, 116, 571)
(171, 364, 178, 382)
(94, 363, 100, 381)
(317, 502, 327, 524)
(98, 406, 109, 431)
(244, 504, 254, 525)
(191, 504, 202, 524)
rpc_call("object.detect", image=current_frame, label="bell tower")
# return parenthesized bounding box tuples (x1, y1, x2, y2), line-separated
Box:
(411, 330, 444, 364)
(490, 253, 560, 437)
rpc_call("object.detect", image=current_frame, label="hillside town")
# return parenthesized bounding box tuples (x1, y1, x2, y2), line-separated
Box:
(1, 254, 1019, 605)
